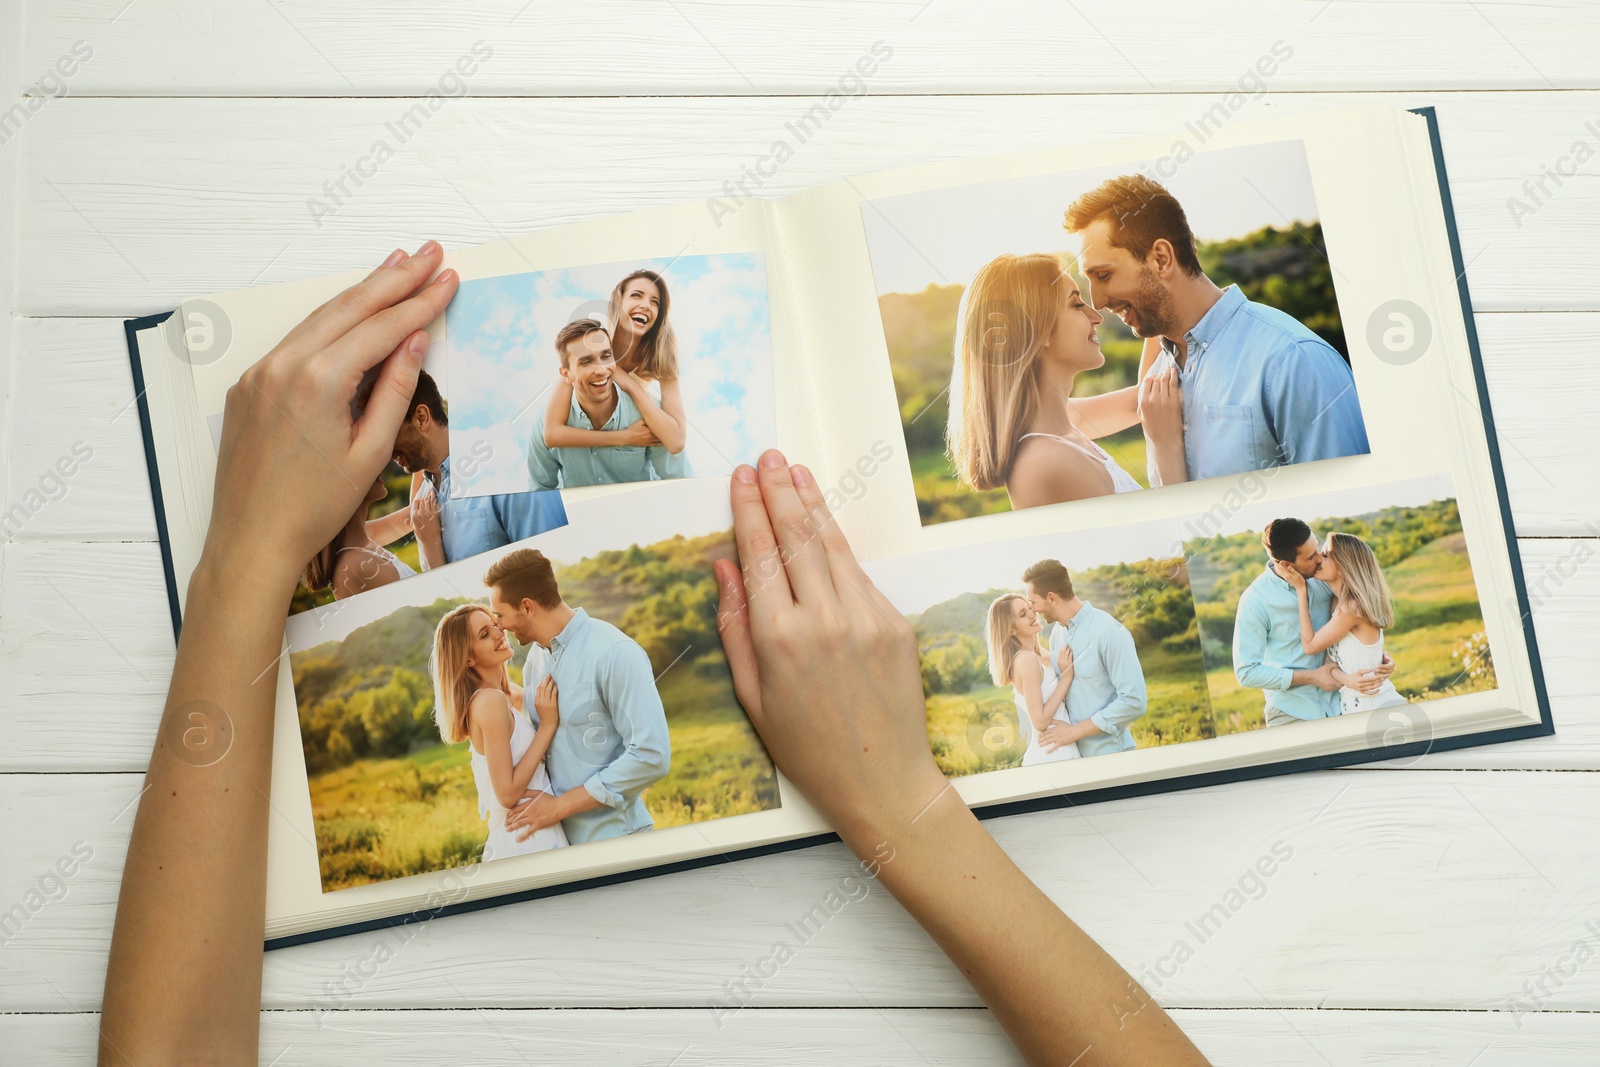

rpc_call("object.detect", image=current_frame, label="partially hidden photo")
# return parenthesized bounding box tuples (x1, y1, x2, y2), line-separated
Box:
(444, 253, 776, 498)
(860, 139, 1368, 526)
(285, 479, 779, 892)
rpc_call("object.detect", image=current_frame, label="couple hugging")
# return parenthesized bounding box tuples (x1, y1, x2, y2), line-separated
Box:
(985, 559, 1148, 765)
(1235, 517, 1407, 727)
(526, 269, 692, 490)
(949, 174, 1370, 509)
(302, 369, 567, 601)
(430, 548, 671, 861)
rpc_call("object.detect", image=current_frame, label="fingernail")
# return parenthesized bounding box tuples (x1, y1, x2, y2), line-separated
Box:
(758, 449, 786, 470)
(733, 464, 756, 484)
(381, 248, 405, 268)
(430, 268, 457, 288)
(790, 463, 814, 487)
(416, 239, 440, 256)
(408, 333, 429, 356)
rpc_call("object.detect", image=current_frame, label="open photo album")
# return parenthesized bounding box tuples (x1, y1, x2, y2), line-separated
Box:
(124, 104, 1552, 947)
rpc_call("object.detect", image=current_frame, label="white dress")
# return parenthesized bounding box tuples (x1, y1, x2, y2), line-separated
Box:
(469, 710, 569, 862)
(1015, 657, 1082, 765)
(1017, 432, 1142, 494)
(1330, 629, 1408, 716)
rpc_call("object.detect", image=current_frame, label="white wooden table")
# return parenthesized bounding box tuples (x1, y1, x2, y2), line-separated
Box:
(4, 3, 1599, 1062)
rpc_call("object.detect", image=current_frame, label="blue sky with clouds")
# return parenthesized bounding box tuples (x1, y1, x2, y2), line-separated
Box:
(444, 253, 774, 495)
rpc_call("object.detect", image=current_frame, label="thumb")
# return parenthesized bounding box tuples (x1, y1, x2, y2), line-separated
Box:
(355, 330, 428, 466)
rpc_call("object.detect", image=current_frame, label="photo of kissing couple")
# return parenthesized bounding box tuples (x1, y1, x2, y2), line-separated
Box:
(864, 139, 1371, 526)
(445, 252, 776, 500)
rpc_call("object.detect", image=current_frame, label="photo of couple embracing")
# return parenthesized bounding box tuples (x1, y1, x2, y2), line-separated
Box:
(865, 139, 1370, 525)
(431, 548, 668, 861)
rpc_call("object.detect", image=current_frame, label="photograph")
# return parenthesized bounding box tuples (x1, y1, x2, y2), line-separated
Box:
(861, 139, 1368, 526)
(1183, 474, 1496, 734)
(444, 253, 776, 497)
(862, 522, 1215, 779)
(284, 480, 780, 892)
(284, 342, 569, 616)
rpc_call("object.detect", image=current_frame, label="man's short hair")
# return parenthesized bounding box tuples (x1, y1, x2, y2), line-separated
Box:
(1263, 518, 1313, 563)
(1022, 559, 1074, 601)
(354, 366, 447, 426)
(1064, 174, 1203, 277)
(555, 318, 607, 368)
(483, 548, 562, 609)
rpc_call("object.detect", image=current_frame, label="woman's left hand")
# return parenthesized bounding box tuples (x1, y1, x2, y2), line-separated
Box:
(204, 242, 458, 589)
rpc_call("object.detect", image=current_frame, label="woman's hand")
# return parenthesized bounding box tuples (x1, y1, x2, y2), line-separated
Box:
(714, 451, 947, 847)
(612, 367, 643, 397)
(410, 477, 444, 570)
(533, 675, 560, 728)
(1273, 559, 1307, 591)
(1055, 643, 1075, 684)
(203, 242, 458, 593)
(618, 420, 662, 447)
(1138, 366, 1183, 443)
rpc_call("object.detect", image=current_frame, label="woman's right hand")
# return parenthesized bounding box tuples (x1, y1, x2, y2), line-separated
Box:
(714, 451, 948, 848)
(618, 419, 662, 447)
(1138, 366, 1184, 446)
(533, 675, 559, 728)
(1273, 559, 1307, 591)
(1055, 644, 1075, 685)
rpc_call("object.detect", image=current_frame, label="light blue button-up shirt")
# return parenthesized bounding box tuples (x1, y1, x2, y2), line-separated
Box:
(519, 609, 670, 844)
(526, 388, 689, 490)
(434, 457, 568, 564)
(1046, 601, 1146, 757)
(1160, 285, 1369, 481)
(1232, 564, 1341, 720)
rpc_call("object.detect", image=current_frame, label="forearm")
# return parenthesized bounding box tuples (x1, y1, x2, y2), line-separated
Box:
(1289, 667, 1327, 687)
(545, 422, 637, 447)
(626, 385, 686, 453)
(364, 509, 411, 546)
(101, 551, 297, 1065)
(1068, 386, 1139, 439)
(1295, 595, 1316, 653)
(843, 783, 1208, 1066)
(1149, 436, 1188, 485)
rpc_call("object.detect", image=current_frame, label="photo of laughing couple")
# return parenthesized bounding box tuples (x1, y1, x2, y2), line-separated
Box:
(863, 139, 1371, 526)
(444, 253, 776, 499)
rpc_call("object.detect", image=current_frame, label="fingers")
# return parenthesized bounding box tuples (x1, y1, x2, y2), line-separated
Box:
(754, 450, 835, 605)
(787, 461, 871, 597)
(354, 330, 430, 468)
(730, 461, 792, 612)
(333, 267, 458, 376)
(714, 558, 763, 720)
(305, 241, 447, 350)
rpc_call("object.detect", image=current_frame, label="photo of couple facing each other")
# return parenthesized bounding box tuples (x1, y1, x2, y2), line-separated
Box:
(984, 559, 1147, 765)
(949, 174, 1370, 510)
(1234, 517, 1407, 728)
(297, 370, 569, 611)
(526, 269, 691, 491)
(431, 547, 670, 862)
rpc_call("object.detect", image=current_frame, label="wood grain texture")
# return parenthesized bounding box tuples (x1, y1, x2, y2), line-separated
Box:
(4, 770, 1599, 1014)
(7, 4, 1600, 1059)
(10, 92, 1600, 316)
(22, 0, 1600, 96)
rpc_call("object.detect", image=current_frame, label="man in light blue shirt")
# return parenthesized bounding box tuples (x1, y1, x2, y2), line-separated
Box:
(387, 370, 568, 562)
(526, 319, 684, 490)
(1067, 174, 1370, 481)
(1022, 559, 1146, 757)
(484, 548, 671, 844)
(1233, 517, 1395, 726)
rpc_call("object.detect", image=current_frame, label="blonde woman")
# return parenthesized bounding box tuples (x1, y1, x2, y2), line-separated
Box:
(947, 253, 1186, 509)
(302, 473, 442, 600)
(431, 604, 568, 861)
(1274, 532, 1408, 715)
(541, 269, 690, 472)
(985, 593, 1083, 765)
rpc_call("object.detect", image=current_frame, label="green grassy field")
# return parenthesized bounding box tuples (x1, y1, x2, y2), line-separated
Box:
(309, 659, 778, 892)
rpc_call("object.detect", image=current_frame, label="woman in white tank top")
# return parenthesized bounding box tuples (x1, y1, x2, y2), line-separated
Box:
(947, 254, 1187, 511)
(1275, 531, 1409, 716)
(985, 594, 1082, 765)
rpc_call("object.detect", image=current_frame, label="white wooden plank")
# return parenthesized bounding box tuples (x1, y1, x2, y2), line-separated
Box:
(11, 311, 1600, 542)
(10, 92, 1600, 316)
(7, 1006, 1600, 1066)
(22, 0, 1600, 96)
(4, 769, 1598, 1012)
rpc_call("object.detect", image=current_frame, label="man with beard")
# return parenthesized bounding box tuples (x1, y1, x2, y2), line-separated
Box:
(388, 369, 568, 562)
(1066, 175, 1369, 482)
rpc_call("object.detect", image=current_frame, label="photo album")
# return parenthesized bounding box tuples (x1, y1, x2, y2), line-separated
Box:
(124, 104, 1552, 947)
